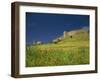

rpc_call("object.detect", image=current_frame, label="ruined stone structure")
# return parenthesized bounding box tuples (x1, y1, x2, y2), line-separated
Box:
(33, 41, 42, 45)
(68, 31, 77, 36)
(63, 29, 85, 38)
(63, 30, 75, 38)
(63, 31, 68, 38)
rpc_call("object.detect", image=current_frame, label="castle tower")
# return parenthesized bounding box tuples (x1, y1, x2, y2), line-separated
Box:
(63, 31, 67, 38)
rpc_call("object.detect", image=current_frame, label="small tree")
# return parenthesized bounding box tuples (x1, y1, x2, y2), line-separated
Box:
(70, 35, 72, 38)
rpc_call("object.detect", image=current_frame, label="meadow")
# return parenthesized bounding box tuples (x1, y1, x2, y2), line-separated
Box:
(26, 30, 89, 67)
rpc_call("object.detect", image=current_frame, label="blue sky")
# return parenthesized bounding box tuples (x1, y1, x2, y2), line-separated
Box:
(26, 12, 89, 44)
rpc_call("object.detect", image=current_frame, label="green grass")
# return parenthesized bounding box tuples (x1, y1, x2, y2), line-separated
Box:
(26, 31, 89, 67)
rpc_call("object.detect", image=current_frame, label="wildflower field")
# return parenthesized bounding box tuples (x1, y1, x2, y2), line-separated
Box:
(26, 31, 89, 67)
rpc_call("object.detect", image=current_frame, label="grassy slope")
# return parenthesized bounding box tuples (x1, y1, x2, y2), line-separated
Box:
(26, 30, 89, 67)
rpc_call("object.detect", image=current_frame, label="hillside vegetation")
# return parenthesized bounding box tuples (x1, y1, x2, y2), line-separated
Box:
(26, 29, 89, 67)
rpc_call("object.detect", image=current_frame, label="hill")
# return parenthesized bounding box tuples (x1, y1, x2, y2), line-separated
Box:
(53, 28, 89, 44)
(26, 28, 89, 67)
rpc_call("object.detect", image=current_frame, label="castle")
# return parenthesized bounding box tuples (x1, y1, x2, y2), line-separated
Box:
(63, 29, 87, 38)
(33, 28, 88, 45)
(63, 30, 76, 38)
